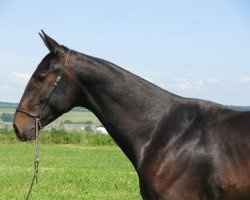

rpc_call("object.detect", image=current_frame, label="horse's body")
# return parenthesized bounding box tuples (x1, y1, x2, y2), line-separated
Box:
(13, 31, 250, 200)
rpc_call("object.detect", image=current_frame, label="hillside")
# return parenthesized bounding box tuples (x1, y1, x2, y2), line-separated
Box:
(0, 102, 101, 126)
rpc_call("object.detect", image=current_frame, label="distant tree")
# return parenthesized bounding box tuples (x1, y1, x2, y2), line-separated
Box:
(75, 121, 86, 124)
(1, 113, 14, 122)
(64, 120, 73, 124)
(85, 121, 93, 124)
(71, 107, 90, 112)
(226, 105, 250, 111)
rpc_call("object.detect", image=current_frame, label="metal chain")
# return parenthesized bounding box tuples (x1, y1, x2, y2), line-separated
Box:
(34, 118, 41, 182)
(26, 117, 42, 200)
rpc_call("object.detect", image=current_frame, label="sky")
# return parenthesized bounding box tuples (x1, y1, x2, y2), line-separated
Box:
(0, 0, 250, 105)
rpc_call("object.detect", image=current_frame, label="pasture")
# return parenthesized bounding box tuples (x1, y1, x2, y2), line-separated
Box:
(0, 103, 101, 125)
(0, 103, 139, 199)
(0, 143, 140, 199)
(54, 110, 101, 126)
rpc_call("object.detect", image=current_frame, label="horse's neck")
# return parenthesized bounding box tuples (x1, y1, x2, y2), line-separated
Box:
(75, 56, 176, 167)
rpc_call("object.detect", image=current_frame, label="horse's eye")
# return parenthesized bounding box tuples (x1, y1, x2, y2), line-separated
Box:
(36, 73, 47, 82)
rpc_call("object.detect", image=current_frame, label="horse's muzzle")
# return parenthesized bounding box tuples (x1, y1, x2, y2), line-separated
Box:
(13, 123, 35, 141)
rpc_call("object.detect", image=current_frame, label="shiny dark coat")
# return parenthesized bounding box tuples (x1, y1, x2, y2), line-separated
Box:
(13, 31, 250, 200)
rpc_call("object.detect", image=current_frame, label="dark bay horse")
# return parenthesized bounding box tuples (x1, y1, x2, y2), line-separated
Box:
(13, 31, 250, 200)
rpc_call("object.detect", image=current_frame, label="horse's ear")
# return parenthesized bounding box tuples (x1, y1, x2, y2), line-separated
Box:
(39, 30, 65, 59)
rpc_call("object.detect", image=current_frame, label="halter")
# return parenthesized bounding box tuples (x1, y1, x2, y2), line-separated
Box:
(16, 49, 71, 200)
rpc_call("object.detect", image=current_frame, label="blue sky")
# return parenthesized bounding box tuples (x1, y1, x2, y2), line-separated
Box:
(1, 0, 250, 105)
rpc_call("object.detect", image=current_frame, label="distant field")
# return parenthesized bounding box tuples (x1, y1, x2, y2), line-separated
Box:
(0, 103, 101, 126)
(53, 111, 101, 126)
(0, 144, 140, 200)
(0, 107, 16, 113)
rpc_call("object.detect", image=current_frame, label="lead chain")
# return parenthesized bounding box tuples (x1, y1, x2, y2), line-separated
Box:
(26, 117, 42, 200)
(34, 118, 40, 182)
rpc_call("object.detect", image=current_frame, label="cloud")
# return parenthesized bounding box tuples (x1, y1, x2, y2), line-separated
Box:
(161, 75, 250, 96)
(0, 72, 31, 102)
(207, 78, 219, 85)
(164, 77, 190, 90)
(170, 77, 205, 91)
(175, 77, 192, 90)
(240, 76, 250, 83)
(194, 80, 204, 90)
(9, 72, 31, 86)
(0, 85, 15, 92)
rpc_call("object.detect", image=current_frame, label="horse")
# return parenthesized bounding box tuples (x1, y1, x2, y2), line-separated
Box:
(13, 31, 250, 200)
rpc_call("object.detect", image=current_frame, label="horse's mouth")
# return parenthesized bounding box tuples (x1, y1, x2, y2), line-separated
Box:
(28, 127, 36, 140)
(13, 124, 35, 142)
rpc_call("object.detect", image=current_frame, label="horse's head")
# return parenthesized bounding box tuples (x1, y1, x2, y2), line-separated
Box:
(13, 31, 80, 141)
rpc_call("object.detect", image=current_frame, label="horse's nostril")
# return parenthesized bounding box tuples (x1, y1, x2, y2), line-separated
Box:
(13, 124, 18, 134)
(13, 124, 26, 142)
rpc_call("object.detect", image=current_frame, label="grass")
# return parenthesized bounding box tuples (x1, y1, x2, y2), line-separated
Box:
(0, 104, 138, 199)
(0, 143, 141, 200)
(0, 129, 116, 146)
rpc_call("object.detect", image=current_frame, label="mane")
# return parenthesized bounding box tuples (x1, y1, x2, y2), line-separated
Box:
(75, 50, 180, 98)
(68, 50, 231, 114)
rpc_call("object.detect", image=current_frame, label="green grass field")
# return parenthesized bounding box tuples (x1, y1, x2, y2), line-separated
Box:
(0, 144, 141, 200)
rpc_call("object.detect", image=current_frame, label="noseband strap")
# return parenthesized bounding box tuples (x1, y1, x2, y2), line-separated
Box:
(15, 109, 41, 119)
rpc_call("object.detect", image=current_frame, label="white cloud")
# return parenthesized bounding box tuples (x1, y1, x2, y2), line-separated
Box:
(172, 77, 205, 90)
(207, 78, 219, 85)
(175, 77, 187, 82)
(0, 72, 31, 102)
(175, 77, 192, 90)
(194, 80, 204, 90)
(240, 76, 250, 83)
(179, 81, 192, 90)
(0, 85, 15, 92)
(161, 76, 223, 92)
(9, 72, 31, 86)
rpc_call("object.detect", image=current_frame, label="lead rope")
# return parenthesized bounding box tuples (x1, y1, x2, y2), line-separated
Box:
(26, 117, 42, 200)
